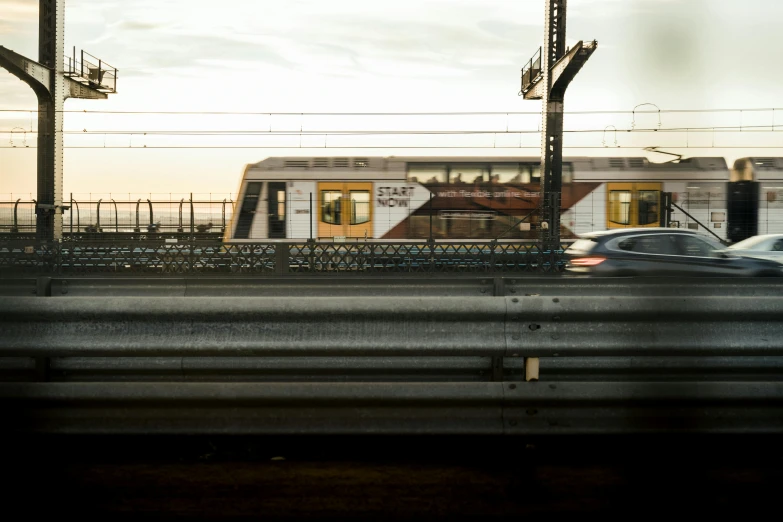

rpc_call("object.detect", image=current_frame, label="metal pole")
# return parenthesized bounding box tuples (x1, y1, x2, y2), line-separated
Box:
(95, 199, 102, 231)
(190, 193, 194, 238)
(69, 193, 73, 235)
(11, 199, 21, 233)
(429, 192, 433, 242)
(111, 199, 118, 232)
(178, 198, 184, 233)
(135, 199, 141, 232)
(72, 200, 79, 233)
(539, 0, 567, 253)
(0, 3, 114, 239)
(35, 0, 65, 241)
(520, 1, 595, 254)
(309, 192, 313, 241)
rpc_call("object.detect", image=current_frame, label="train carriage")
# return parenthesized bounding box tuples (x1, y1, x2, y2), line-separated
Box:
(223, 155, 783, 244)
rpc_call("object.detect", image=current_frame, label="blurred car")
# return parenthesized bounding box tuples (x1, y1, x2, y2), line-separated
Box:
(565, 228, 783, 277)
(725, 234, 783, 263)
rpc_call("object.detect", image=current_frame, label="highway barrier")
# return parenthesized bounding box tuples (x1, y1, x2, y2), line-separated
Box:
(1, 294, 783, 435)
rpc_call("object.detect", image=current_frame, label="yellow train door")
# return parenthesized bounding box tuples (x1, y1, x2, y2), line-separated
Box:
(317, 182, 374, 239)
(606, 182, 662, 229)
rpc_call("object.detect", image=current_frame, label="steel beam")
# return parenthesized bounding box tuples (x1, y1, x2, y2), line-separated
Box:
(65, 78, 108, 100)
(0, 46, 51, 97)
(523, 41, 597, 100)
(0, 1, 113, 241)
(520, 1, 596, 252)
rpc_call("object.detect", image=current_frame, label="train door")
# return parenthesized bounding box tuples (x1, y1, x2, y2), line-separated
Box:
(267, 182, 287, 239)
(727, 181, 759, 242)
(234, 182, 262, 239)
(606, 182, 662, 229)
(317, 182, 374, 239)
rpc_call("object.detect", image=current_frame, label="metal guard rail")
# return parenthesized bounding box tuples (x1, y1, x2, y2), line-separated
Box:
(4, 275, 783, 298)
(0, 240, 569, 275)
(2, 295, 783, 435)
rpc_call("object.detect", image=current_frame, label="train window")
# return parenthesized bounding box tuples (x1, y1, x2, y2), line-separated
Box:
(408, 164, 448, 184)
(491, 164, 529, 184)
(609, 190, 632, 225)
(321, 190, 342, 224)
(449, 166, 487, 184)
(277, 191, 285, 220)
(350, 191, 370, 225)
(637, 191, 659, 225)
(530, 165, 541, 182)
(563, 163, 573, 184)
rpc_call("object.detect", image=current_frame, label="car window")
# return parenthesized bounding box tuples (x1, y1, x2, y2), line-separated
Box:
(676, 235, 717, 257)
(616, 235, 676, 255)
(773, 239, 783, 252)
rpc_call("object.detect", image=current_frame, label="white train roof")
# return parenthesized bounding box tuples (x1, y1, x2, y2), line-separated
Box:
(246, 155, 734, 171)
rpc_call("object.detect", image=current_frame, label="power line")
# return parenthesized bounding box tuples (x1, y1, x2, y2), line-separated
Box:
(3, 145, 783, 150)
(2, 125, 782, 136)
(0, 108, 782, 116)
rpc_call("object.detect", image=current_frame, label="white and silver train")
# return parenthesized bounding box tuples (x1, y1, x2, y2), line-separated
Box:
(223, 156, 783, 243)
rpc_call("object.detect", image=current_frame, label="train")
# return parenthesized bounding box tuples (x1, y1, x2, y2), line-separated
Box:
(223, 155, 783, 243)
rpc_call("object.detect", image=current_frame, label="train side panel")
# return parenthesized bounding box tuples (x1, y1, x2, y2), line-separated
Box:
(373, 181, 431, 240)
(287, 181, 317, 239)
(753, 159, 783, 235)
(561, 183, 607, 237)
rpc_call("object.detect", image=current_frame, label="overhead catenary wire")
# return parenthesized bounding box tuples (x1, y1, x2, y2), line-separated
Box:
(2, 145, 783, 149)
(1, 107, 783, 116)
(2, 125, 782, 136)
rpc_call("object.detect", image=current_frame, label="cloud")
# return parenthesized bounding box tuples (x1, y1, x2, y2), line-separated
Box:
(0, 0, 37, 19)
(74, 2, 536, 82)
(0, 0, 37, 37)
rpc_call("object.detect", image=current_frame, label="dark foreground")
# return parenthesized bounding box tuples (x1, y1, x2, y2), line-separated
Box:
(4, 435, 782, 520)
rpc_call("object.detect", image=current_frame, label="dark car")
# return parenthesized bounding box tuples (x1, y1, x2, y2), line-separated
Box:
(565, 228, 783, 277)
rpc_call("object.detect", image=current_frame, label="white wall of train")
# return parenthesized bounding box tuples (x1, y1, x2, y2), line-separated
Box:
(222, 156, 783, 243)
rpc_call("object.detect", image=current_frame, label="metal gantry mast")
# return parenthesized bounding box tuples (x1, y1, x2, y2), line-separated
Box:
(0, 1, 117, 241)
(520, 0, 596, 251)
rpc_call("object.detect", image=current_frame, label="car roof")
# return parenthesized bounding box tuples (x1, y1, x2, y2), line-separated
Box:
(578, 228, 701, 239)
(736, 234, 783, 239)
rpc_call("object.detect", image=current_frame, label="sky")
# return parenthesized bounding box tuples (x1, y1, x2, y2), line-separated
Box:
(1, 0, 783, 200)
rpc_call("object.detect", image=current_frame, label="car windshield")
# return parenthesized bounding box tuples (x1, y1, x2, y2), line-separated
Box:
(728, 236, 771, 250)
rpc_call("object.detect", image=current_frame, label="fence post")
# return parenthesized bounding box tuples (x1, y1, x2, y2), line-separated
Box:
(95, 199, 102, 232)
(429, 192, 433, 242)
(147, 200, 154, 233)
(222, 199, 227, 235)
(11, 198, 20, 233)
(111, 199, 118, 232)
(275, 242, 287, 276)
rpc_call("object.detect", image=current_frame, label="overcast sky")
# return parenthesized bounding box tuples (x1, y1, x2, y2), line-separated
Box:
(1, 0, 783, 198)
